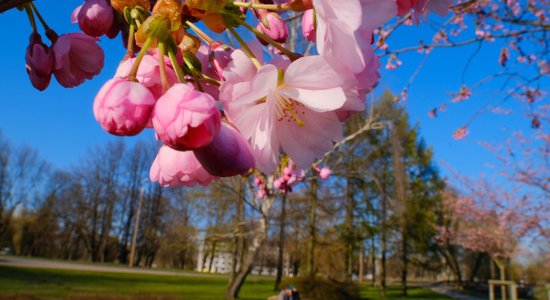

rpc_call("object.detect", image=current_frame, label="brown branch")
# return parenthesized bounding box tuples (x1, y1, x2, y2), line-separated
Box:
(0, 0, 32, 13)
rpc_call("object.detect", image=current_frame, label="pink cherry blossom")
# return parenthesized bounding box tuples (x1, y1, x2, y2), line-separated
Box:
(317, 166, 331, 180)
(25, 33, 54, 91)
(150, 145, 216, 187)
(452, 126, 469, 140)
(115, 54, 178, 99)
(76, 0, 114, 37)
(152, 83, 221, 151)
(93, 78, 155, 136)
(313, 0, 396, 73)
(194, 123, 255, 177)
(52, 32, 104, 88)
(221, 54, 347, 173)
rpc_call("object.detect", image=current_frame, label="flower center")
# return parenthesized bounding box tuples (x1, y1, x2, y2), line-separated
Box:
(274, 93, 305, 127)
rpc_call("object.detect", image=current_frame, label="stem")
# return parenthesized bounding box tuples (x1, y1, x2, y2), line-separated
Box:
(128, 36, 153, 82)
(29, 2, 51, 31)
(201, 74, 221, 86)
(125, 24, 136, 60)
(227, 26, 262, 69)
(167, 51, 186, 83)
(186, 21, 216, 46)
(232, 15, 300, 61)
(24, 4, 37, 34)
(157, 42, 171, 93)
(233, 1, 291, 10)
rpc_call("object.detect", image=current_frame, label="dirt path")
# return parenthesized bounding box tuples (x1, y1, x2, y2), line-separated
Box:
(429, 284, 485, 300)
(0, 255, 224, 278)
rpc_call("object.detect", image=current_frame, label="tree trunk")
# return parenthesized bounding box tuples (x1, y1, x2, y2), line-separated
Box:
(391, 126, 409, 297)
(274, 195, 287, 291)
(224, 193, 276, 299)
(345, 166, 354, 282)
(495, 259, 507, 300)
(358, 241, 364, 283)
(307, 177, 318, 277)
(370, 236, 376, 287)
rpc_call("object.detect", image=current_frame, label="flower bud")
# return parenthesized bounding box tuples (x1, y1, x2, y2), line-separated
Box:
(93, 78, 156, 136)
(194, 123, 255, 177)
(25, 33, 54, 91)
(77, 0, 114, 37)
(150, 145, 216, 187)
(301, 9, 316, 42)
(115, 54, 178, 99)
(52, 32, 104, 88)
(258, 12, 288, 43)
(152, 83, 221, 151)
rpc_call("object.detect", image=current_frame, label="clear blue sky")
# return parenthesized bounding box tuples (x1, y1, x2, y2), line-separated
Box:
(0, 1, 547, 180)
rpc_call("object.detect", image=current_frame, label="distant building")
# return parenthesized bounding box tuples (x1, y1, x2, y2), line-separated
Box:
(196, 239, 292, 275)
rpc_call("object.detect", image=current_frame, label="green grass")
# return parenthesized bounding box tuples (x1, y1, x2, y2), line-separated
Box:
(0, 266, 273, 300)
(360, 285, 452, 300)
(0, 265, 453, 300)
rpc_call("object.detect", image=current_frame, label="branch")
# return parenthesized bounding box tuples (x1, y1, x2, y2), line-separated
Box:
(0, 0, 31, 13)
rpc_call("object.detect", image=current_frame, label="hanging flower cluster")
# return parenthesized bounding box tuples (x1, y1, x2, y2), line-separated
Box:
(23, 0, 452, 188)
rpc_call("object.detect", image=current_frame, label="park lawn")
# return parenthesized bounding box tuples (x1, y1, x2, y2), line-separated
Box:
(0, 266, 274, 300)
(0, 266, 452, 300)
(360, 285, 452, 300)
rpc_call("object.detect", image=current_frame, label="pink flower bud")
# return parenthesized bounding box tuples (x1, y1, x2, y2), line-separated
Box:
(194, 123, 255, 177)
(301, 9, 316, 42)
(150, 145, 216, 187)
(93, 78, 156, 136)
(77, 0, 114, 37)
(258, 13, 288, 43)
(115, 54, 178, 99)
(318, 167, 331, 180)
(25, 33, 54, 91)
(53, 32, 104, 88)
(152, 83, 221, 151)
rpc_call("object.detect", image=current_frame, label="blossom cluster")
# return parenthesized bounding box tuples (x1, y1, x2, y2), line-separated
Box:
(24, 0, 452, 189)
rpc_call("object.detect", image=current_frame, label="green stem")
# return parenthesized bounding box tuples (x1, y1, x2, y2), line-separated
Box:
(201, 74, 221, 87)
(168, 50, 186, 83)
(128, 36, 153, 82)
(227, 26, 262, 69)
(125, 24, 136, 59)
(24, 4, 37, 34)
(29, 2, 51, 31)
(233, 1, 291, 10)
(157, 42, 171, 93)
(186, 21, 216, 46)
(232, 15, 300, 61)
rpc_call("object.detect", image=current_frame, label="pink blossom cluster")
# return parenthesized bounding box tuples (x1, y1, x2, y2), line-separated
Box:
(25, 1, 110, 90)
(35, 0, 454, 190)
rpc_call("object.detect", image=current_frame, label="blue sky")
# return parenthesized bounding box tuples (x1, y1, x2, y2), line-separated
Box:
(0, 1, 547, 180)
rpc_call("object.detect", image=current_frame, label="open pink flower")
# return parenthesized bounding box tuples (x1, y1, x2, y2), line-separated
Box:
(313, 0, 396, 73)
(152, 83, 221, 151)
(25, 33, 54, 91)
(53, 32, 104, 88)
(221, 55, 347, 173)
(76, 0, 114, 37)
(115, 54, 178, 99)
(194, 123, 255, 177)
(93, 78, 155, 136)
(150, 145, 215, 187)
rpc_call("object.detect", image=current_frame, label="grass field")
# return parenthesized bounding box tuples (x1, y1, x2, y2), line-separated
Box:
(0, 266, 452, 300)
